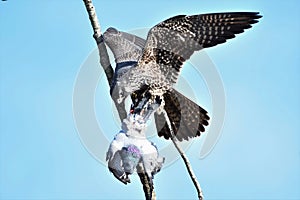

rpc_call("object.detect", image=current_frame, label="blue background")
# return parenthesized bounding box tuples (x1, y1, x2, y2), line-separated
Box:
(1, 0, 299, 199)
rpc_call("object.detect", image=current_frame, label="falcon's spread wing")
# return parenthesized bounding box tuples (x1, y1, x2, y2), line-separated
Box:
(120, 31, 146, 50)
(155, 89, 209, 141)
(138, 12, 262, 84)
(104, 29, 147, 121)
(105, 30, 212, 141)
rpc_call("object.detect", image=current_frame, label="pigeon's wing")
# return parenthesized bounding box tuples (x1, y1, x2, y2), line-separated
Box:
(155, 89, 209, 141)
(107, 133, 131, 184)
(107, 150, 130, 184)
(138, 12, 262, 84)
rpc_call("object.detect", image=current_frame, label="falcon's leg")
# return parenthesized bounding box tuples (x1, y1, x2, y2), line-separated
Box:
(129, 84, 164, 123)
(143, 95, 163, 121)
(130, 93, 163, 122)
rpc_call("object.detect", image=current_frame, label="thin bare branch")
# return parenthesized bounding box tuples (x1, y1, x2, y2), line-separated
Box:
(163, 110, 204, 200)
(82, 1, 156, 199)
(137, 163, 156, 200)
(83, 0, 113, 85)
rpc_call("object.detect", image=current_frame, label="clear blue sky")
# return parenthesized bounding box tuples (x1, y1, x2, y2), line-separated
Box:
(1, 0, 300, 199)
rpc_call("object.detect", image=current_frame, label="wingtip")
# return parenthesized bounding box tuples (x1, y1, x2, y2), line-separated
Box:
(251, 12, 263, 19)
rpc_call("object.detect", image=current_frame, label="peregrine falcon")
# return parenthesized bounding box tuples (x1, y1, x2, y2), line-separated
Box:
(103, 12, 262, 141)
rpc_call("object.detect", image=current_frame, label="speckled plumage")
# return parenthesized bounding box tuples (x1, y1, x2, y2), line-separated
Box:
(103, 12, 261, 140)
(138, 12, 261, 86)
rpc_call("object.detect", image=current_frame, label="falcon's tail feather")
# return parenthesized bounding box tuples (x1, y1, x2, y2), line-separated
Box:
(155, 89, 209, 141)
